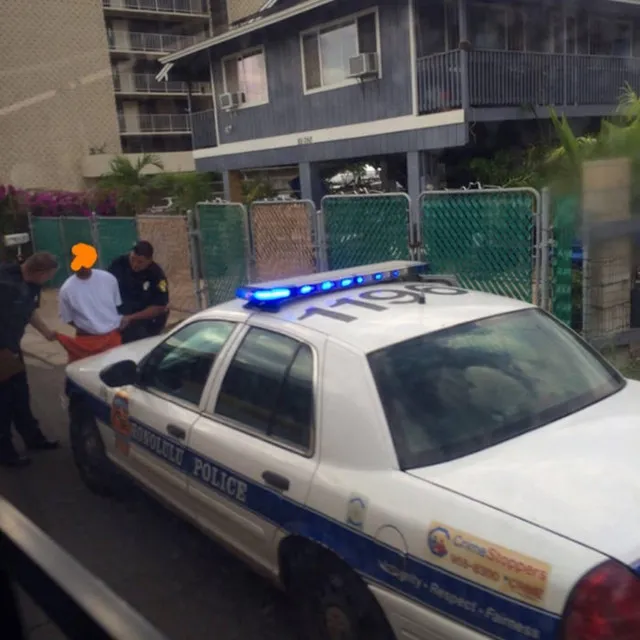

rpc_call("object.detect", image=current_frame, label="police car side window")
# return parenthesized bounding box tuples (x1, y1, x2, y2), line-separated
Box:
(140, 321, 236, 406)
(215, 328, 314, 450)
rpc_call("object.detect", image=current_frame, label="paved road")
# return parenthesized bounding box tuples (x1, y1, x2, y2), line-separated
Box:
(1, 362, 298, 640)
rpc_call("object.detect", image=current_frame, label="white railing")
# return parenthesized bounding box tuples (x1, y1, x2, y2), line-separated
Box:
(118, 113, 191, 134)
(102, 0, 208, 16)
(112, 73, 210, 94)
(109, 31, 207, 53)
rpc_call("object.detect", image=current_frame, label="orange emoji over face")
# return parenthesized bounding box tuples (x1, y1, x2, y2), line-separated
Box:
(70, 243, 98, 271)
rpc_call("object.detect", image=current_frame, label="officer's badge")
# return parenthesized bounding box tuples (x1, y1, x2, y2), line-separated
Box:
(158, 279, 167, 293)
(143, 281, 150, 291)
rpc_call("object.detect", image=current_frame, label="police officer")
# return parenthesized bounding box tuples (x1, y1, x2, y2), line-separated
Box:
(108, 241, 169, 344)
(0, 252, 60, 467)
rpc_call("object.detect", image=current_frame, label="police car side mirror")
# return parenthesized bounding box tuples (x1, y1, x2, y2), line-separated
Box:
(99, 360, 139, 388)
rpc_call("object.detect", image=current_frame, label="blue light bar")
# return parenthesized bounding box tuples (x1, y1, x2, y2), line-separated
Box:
(236, 261, 429, 310)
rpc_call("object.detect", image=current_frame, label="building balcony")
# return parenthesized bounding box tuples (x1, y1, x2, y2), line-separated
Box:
(118, 112, 191, 134)
(108, 31, 208, 55)
(417, 50, 640, 115)
(190, 109, 217, 149)
(102, 0, 209, 20)
(112, 73, 211, 95)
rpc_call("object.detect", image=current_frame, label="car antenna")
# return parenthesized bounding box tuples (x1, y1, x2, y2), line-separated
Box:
(417, 291, 426, 305)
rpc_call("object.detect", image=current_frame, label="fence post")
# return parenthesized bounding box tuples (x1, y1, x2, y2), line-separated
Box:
(90, 213, 102, 268)
(540, 187, 551, 311)
(187, 209, 204, 310)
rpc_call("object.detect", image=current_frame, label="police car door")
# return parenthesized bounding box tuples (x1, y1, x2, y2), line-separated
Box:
(187, 319, 323, 574)
(113, 320, 240, 511)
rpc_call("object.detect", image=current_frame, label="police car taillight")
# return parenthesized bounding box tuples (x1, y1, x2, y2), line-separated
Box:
(560, 559, 640, 639)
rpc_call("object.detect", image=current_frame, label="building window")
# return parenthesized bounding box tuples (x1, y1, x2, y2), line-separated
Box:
(589, 17, 632, 57)
(468, 3, 525, 52)
(301, 10, 379, 92)
(222, 47, 268, 106)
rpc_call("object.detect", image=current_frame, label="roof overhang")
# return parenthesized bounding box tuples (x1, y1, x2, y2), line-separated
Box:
(157, 0, 336, 74)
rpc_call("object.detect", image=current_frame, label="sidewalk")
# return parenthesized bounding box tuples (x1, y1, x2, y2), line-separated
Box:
(22, 290, 190, 367)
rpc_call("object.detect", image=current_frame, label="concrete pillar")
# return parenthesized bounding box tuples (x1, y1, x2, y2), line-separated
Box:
(122, 102, 139, 133)
(582, 158, 632, 354)
(223, 170, 243, 202)
(299, 161, 324, 209)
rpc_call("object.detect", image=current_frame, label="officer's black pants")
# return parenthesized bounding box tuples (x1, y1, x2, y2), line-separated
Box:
(120, 317, 166, 345)
(0, 368, 42, 453)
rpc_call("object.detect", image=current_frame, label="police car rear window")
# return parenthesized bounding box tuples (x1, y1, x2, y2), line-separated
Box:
(368, 308, 624, 469)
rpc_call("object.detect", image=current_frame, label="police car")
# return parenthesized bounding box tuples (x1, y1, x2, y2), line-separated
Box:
(64, 261, 640, 640)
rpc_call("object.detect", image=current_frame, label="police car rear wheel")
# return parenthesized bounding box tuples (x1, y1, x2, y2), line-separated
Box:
(288, 550, 394, 640)
(70, 406, 121, 497)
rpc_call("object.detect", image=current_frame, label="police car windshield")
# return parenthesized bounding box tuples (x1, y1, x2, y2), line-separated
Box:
(368, 308, 624, 469)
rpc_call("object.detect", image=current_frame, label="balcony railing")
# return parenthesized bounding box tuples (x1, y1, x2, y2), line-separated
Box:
(118, 113, 191, 134)
(109, 31, 207, 54)
(190, 109, 217, 149)
(112, 73, 211, 95)
(417, 49, 640, 114)
(102, 0, 208, 16)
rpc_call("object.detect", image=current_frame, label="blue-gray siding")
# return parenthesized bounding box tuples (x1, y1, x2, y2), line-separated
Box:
(211, 0, 412, 145)
(194, 123, 467, 172)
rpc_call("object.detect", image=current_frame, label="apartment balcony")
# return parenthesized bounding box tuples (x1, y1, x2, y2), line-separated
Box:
(108, 31, 208, 55)
(102, 0, 209, 21)
(112, 73, 211, 95)
(118, 112, 191, 134)
(417, 50, 640, 114)
(190, 109, 217, 149)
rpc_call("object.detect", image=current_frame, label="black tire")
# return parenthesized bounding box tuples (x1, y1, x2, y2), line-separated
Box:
(69, 401, 124, 497)
(287, 547, 395, 640)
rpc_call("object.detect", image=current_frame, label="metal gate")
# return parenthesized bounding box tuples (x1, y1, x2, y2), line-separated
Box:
(420, 188, 542, 303)
(194, 202, 250, 307)
(320, 194, 412, 269)
(248, 199, 319, 282)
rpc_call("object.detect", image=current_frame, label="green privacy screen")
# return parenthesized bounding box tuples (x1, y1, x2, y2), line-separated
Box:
(95, 217, 137, 269)
(421, 190, 536, 302)
(321, 195, 411, 270)
(196, 203, 249, 306)
(30, 218, 67, 288)
(551, 194, 579, 327)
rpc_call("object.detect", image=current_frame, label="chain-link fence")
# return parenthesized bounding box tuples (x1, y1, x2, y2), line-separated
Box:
(195, 202, 250, 307)
(248, 200, 318, 282)
(320, 194, 412, 270)
(137, 215, 198, 313)
(420, 189, 540, 303)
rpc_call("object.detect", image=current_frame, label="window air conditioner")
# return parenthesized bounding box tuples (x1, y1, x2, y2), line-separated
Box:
(348, 52, 379, 78)
(219, 92, 246, 110)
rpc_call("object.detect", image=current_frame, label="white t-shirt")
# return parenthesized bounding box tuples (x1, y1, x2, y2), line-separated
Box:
(59, 269, 122, 335)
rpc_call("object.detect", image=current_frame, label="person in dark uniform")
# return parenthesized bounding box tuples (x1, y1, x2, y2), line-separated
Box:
(0, 252, 61, 467)
(108, 241, 169, 344)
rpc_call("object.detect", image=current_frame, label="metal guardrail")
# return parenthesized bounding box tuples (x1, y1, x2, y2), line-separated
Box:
(108, 31, 207, 54)
(417, 49, 640, 113)
(112, 73, 211, 95)
(102, 0, 208, 16)
(0, 497, 169, 640)
(118, 113, 191, 134)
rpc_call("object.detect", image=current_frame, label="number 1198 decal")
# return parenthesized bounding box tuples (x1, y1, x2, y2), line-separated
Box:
(297, 284, 467, 323)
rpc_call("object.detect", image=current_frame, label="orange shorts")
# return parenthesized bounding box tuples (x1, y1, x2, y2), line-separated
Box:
(56, 330, 122, 363)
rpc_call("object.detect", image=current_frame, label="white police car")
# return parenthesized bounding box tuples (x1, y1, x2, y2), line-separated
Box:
(64, 261, 640, 640)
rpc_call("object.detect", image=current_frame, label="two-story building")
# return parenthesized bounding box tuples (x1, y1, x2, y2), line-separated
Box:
(157, 0, 640, 207)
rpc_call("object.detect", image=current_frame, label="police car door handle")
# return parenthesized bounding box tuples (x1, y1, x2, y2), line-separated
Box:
(262, 471, 290, 492)
(166, 424, 186, 440)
